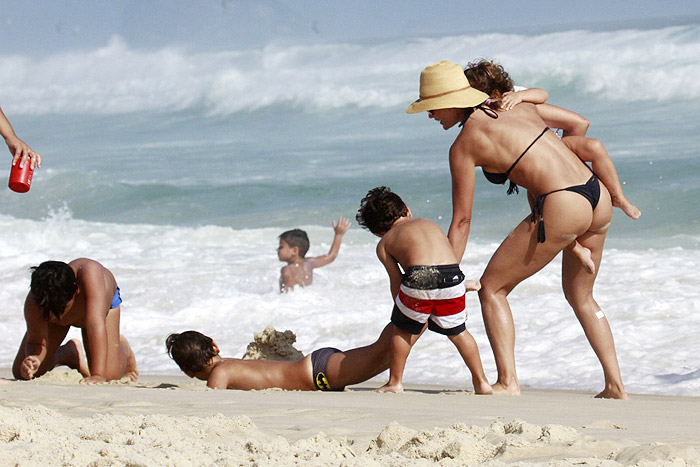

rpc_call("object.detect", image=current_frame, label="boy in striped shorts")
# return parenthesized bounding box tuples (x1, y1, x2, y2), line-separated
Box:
(356, 187, 492, 394)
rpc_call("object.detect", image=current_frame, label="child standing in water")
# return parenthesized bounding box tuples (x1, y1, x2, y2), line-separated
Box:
(277, 217, 351, 292)
(356, 186, 491, 394)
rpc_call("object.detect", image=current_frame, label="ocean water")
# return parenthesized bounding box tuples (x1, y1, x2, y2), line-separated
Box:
(1, 20, 699, 396)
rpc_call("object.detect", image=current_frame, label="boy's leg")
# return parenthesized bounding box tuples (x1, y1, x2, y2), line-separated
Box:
(562, 136, 641, 219)
(447, 330, 493, 394)
(51, 339, 90, 377)
(326, 323, 393, 388)
(375, 326, 422, 393)
(565, 240, 595, 275)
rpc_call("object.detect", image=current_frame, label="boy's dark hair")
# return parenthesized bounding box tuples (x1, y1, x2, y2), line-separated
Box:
(356, 186, 408, 235)
(166, 331, 218, 373)
(463, 59, 514, 110)
(29, 261, 78, 321)
(279, 229, 310, 258)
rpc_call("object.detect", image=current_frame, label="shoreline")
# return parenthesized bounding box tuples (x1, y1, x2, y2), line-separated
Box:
(2, 368, 699, 465)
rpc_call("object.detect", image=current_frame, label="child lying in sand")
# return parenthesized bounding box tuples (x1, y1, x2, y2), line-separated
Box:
(166, 324, 394, 391)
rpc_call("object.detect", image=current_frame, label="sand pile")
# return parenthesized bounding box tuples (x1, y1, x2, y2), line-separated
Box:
(242, 326, 304, 361)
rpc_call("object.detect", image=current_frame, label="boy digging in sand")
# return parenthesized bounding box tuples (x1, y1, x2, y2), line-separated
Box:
(12, 258, 138, 383)
(356, 186, 492, 394)
(277, 217, 351, 292)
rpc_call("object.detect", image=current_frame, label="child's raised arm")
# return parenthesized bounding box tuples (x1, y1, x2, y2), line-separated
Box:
(307, 217, 351, 269)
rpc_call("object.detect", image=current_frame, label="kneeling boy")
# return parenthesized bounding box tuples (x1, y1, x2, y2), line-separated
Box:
(12, 258, 138, 383)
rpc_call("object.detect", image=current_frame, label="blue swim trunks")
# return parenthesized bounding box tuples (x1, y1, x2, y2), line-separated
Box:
(110, 287, 122, 309)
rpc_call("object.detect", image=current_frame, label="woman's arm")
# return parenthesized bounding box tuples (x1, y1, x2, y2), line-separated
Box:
(1, 105, 41, 168)
(447, 144, 477, 262)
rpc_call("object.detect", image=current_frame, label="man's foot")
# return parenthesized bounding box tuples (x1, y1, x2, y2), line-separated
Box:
(614, 197, 641, 220)
(491, 381, 521, 396)
(121, 335, 139, 382)
(374, 381, 404, 393)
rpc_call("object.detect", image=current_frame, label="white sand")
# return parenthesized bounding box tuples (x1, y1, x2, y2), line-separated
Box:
(1, 368, 699, 466)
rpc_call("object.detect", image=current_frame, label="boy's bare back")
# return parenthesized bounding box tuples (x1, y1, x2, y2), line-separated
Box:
(208, 357, 315, 390)
(379, 217, 458, 270)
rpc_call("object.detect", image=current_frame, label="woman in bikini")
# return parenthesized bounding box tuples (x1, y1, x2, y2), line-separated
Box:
(406, 60, 628, 399)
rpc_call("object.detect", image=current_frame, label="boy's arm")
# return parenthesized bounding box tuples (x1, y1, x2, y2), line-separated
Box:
(206, 364, 230, 389)
(376, 241, 403, 300)
(561, 135, 628, 201)
(500, 88, 549, 110)
(307, 217, 350, 268)
(80, 270, 111, 383)
(13, 297, 50, 379)
(279, 266, 295, 293)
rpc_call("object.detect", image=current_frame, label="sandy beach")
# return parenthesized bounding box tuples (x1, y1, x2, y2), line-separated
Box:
(1, 368, 699, 466)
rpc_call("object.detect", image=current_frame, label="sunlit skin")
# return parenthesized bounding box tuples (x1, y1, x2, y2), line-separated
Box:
(428, 108, 466, 130)
(175, 324, 396, 391)
(278, 217, 350, 292)
(12, 258, 138, 384)
(438, 102, 628, 399)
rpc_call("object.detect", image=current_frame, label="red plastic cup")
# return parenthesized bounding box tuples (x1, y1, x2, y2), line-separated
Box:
(8, 160, 34, 193)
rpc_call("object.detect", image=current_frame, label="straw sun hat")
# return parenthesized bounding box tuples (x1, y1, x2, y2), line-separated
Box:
(406, 60, 489, 114)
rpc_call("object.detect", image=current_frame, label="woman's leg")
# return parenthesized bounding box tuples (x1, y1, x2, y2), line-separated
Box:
(562, 226, 628, 399)
(480, 191, 594, 395)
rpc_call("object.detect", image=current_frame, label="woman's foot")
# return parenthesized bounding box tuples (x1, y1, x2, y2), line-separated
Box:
(472, 378, 493, 395)
(491, 380, 521, 396)
(595, 382, 629, 399)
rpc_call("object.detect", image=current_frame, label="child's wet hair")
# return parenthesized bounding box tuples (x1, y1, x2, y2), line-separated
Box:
(464, 59, 514, 109)
(279, 229, 310, 258)
(166, 331, 217, 373)
(29, 261, 78, 321)
(356, 186, 408, 235)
